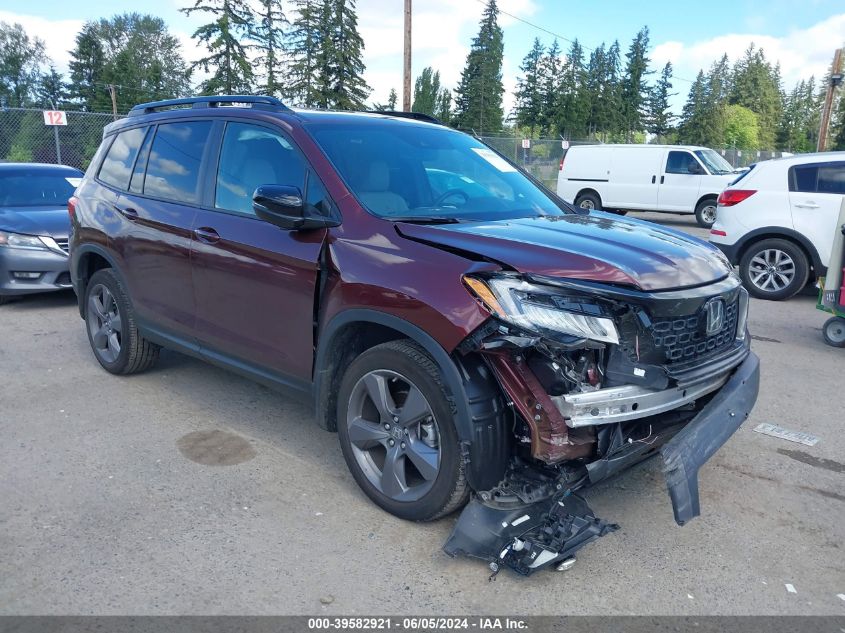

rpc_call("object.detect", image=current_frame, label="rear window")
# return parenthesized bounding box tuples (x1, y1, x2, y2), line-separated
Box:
(98, 127, 148, 190)
(143, 121, 212, 205)
(0, 170, 82, 207)
(789, 162, 845, 194)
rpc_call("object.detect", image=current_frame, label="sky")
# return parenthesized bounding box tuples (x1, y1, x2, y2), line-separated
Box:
(2, 0, 843, 118)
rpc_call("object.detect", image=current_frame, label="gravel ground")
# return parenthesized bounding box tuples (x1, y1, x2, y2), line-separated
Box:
(1, 212, 843, 615)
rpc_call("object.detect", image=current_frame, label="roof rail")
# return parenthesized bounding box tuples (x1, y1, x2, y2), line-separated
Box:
(365, 110, 443, 125)
(128, 95, 290, 117)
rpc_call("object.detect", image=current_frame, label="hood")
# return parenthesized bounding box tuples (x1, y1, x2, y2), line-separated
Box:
(396, 212, 731, 292)
(0, 206, 71, 239)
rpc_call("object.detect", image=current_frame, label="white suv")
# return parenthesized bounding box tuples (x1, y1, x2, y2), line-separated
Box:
(709, 152, 845, 300)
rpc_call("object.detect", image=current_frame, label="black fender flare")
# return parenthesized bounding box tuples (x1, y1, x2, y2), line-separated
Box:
(71, 244, 125, 319)
(314, 309, 510, 491)
(734, 227, 826, 275)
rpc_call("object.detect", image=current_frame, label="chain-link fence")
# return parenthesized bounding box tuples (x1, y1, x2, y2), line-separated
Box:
(0, 108, 122, 171)
(0, 108, 793, 182)
(477, 136, 792, 188)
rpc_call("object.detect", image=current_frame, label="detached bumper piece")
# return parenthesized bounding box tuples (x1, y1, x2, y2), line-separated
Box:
(660, 351, 760, 525)
(443, 493, 618, 577)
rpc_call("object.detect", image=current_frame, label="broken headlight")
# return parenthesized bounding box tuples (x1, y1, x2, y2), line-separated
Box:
(463, 274, 619, 344)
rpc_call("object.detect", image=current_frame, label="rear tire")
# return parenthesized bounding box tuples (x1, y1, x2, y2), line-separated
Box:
(694, 198, 718, 228)
(823, 317, 845, 348)
(739, 238, 809, 301)
(337, 339, 469, 522)
(574, 192, 601, 211)
(84, 268, 160, 374)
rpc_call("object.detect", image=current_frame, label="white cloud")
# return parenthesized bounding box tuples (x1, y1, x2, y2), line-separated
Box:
(0, 11, 84, 74)
(652, 13, 845, 111)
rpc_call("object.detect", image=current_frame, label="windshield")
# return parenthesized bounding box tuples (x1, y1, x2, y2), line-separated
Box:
(308, 122, 568, 221)
(694, 149, 734, 175)
(0, 170, 81, 208)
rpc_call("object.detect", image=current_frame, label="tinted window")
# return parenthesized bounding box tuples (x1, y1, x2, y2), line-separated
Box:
(666, 151, 698, 175)
(215, 122, 305, 216)
(98, 127, 147, 190)
(305, 171, 336, 218)
(144, 121, 212, 205)
(791, 165, 818, 193)
(129, 128, 154, 193)
(0, 170, 82, 207)
(817, 164, 845, 194)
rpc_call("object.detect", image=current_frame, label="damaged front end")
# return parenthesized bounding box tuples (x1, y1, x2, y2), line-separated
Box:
(446, 272, 760, 575)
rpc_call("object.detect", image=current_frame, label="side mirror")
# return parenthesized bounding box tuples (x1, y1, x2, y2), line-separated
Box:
(253, 185, 325, 230)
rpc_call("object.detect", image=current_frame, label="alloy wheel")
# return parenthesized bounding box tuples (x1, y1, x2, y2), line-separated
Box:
(346, 369, 441, 502)
(748, 249, 796, 293)
(87, 284, 122, 363)
(700, 204, 717, 225)
(578, 199, 595, 210)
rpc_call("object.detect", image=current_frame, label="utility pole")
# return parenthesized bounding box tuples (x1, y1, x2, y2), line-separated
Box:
(403, 0, 412, 112)
(818, 48, 843, 152)
(108, 84, 118, 120)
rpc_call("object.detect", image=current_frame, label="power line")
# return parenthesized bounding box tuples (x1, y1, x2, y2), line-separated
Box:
(472, 0, 697, 85)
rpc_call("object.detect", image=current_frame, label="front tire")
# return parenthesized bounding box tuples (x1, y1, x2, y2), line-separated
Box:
(695, 198, 718, 228)
(739, 239, 809, 301)
(85, 268, 160, 374)
(337, 339, 469, 521)
(823, 317, 845, 348)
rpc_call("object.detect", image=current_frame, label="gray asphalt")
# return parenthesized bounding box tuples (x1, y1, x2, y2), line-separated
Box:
(1, 212, 843, 615)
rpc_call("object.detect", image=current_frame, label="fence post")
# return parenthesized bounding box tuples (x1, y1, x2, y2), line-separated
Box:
(53, 125, 62, 165)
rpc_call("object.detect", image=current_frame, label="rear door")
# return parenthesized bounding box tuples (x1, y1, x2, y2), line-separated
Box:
(114, 119, 214, 339)
(190, 119, 329, 385)
(657, 149, 703, 212)
(605, 147, 662, 209)
(788, 161, 845, 268)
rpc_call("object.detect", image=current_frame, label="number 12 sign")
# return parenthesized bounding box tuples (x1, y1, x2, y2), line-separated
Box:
(43, 110, 68, 126)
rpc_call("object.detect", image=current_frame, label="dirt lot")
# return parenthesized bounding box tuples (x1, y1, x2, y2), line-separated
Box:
(1, 212, 843, 615)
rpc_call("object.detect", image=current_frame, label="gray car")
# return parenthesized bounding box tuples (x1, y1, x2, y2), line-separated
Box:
(0, 163, 82, 304)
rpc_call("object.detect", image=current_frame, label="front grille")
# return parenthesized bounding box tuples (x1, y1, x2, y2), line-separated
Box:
(55, 239, 69, 253)
(619, 297, 739, 367)
(651, 299, 738, 364)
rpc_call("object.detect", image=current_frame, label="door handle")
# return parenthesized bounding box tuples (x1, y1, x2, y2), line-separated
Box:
(651, 175, 656, 184)
(114, 204, 138, 218)
(194, 227, 220, 244)
(794, 202, 820, 209)
(660, 175, 665, 184)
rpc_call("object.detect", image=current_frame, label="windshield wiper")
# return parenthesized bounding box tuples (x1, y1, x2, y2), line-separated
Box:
(387, 216, 464, 224)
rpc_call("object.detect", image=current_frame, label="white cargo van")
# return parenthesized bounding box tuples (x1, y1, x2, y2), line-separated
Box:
(556, 144, 739, 227)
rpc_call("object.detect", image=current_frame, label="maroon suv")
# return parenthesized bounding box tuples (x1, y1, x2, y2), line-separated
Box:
(70, 96, 759, 575)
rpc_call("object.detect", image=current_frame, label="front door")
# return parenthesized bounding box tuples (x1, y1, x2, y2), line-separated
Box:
(789, 161, 845, 268)
(658, 150, 703, 212)
(191, 120, 329, 384)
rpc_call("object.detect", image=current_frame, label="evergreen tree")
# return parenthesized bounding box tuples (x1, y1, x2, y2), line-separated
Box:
(646, 61, 675, 139)
(620, 26, 651, 139)
(252, 0, 288, 97)
(36, 65, 68, 108)
(557, 39, 589, 138)
(729, 44, 783, 148)
(0, 21, 47, 107)
(287, 0, 321, 106)
(538, 39, 562, 135)
(678, 70, 709, 144)
(513, 38, 545, 134)
(182, 0, 255, 95)
(387, 87, 398, 110)
(830, 88, 845, 151)
(412, 67, 441, 116)
(435, 88, 452, 123)
(453, 0, 505, 134)
(67, 22, 106, 110)
(322, 0, 370, 110)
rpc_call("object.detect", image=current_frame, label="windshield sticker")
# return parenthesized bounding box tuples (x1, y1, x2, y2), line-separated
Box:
(65, 177, 82, 187)
(471, 148, 517, 173)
